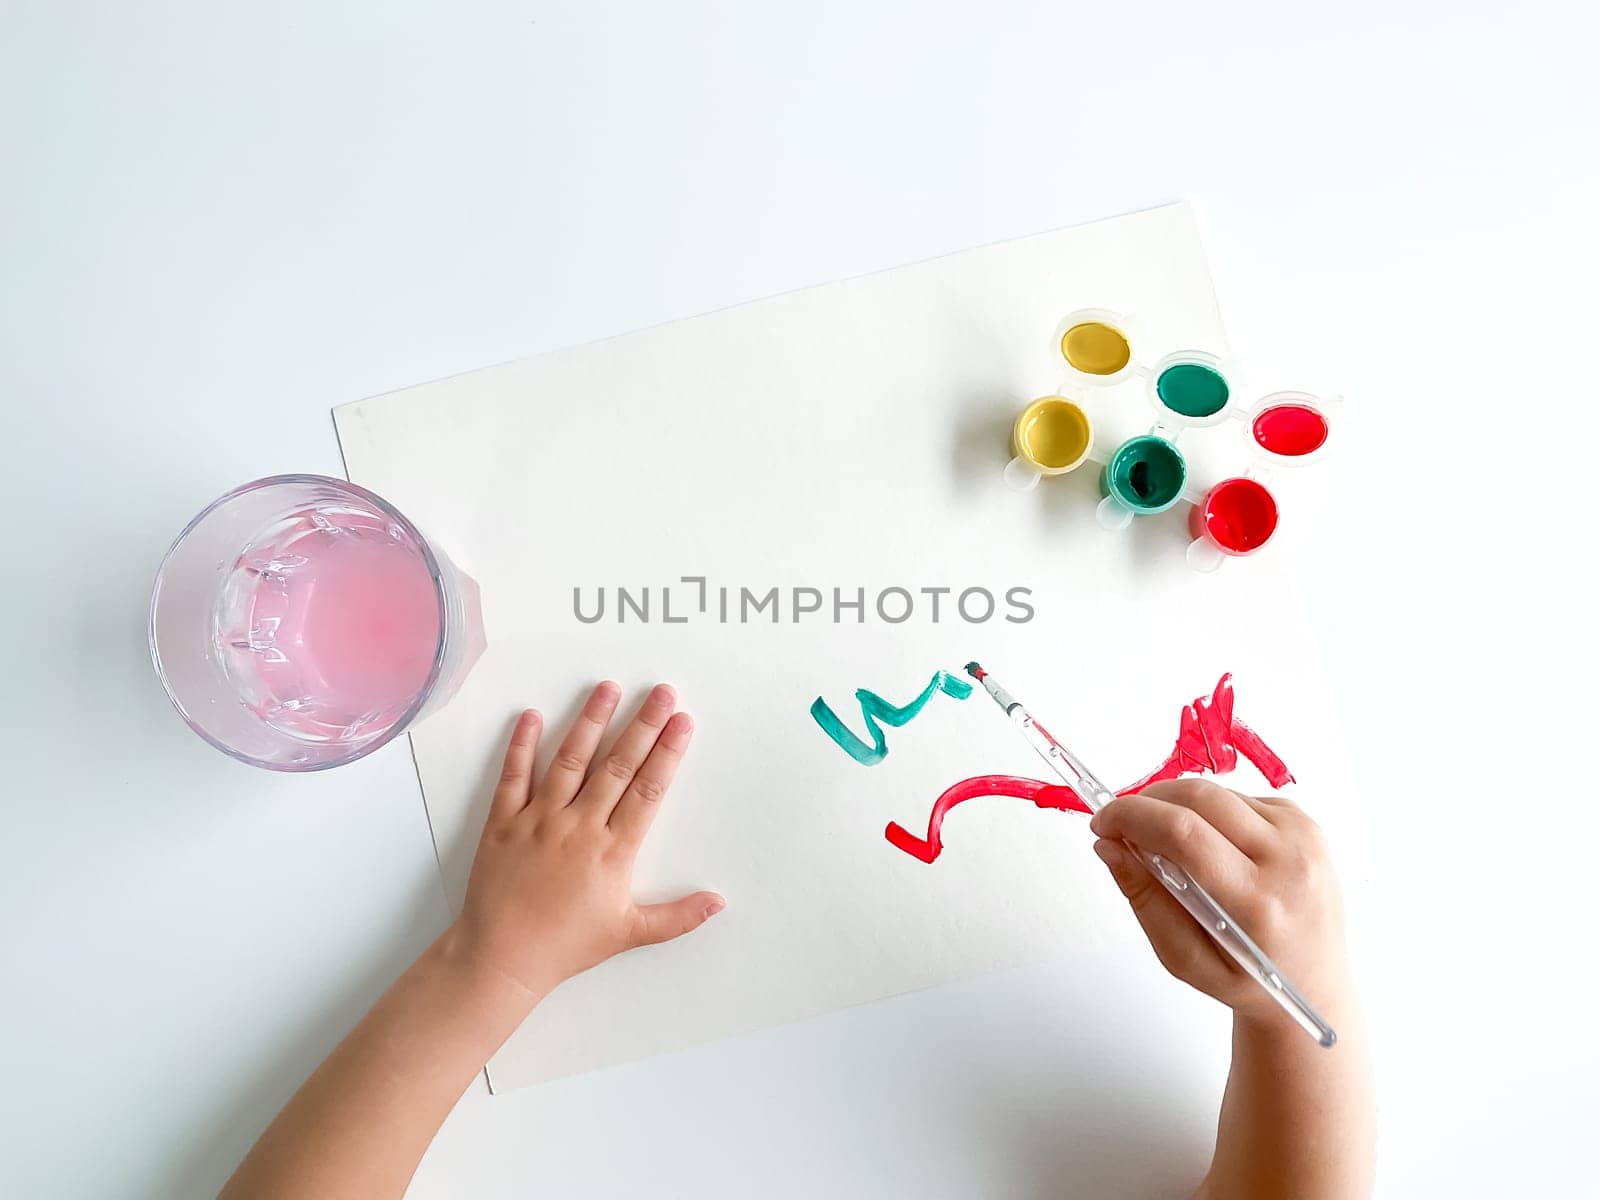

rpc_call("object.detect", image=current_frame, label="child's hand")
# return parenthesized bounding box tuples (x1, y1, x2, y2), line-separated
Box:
(1090, 779, 1351, 1026)
(451, 681, 724, 1006)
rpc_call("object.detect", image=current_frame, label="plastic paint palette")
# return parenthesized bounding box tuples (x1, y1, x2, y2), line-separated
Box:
(1003, 309, 1339, 572)
(1179, 390, 1335, 572)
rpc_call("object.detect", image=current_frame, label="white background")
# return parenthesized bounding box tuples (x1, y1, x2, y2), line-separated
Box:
(2, 2, 1595, 1196)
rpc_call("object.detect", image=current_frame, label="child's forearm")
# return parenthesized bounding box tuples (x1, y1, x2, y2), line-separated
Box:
(220, 927, 537, 1200)
(1090, 784, 1373, 1198)
(1197, 985, 1374, 1200)
(222, 688, 718, 1199)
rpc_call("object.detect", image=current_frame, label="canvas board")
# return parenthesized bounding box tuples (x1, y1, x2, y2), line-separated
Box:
(335, 203, 1359, 1091)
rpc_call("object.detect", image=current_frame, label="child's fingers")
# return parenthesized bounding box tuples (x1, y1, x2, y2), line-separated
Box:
(1090, 793, 1256, 905)
(1241, 793, 1325, 847)
(608, 712, 693, 847)
(489, 709, 542, 821)
(1137, 779, 1280, 861)
(1093, 839, 1239, 1000)
(573, 684, 676, 817)
(538, 682, 622, 808)
(628, 890, 725, 948)
(1239, 791, 1302, 820)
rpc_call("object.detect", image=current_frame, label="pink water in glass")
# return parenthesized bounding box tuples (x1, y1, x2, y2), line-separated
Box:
(217, 507, 443, 742)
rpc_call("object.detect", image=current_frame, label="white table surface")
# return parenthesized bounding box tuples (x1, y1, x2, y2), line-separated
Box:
(3, 2, 1595, 1196)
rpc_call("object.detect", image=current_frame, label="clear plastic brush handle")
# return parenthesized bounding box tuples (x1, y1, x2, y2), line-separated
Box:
(1125, 845, 1337, 1047)
(1014, 709, 1338, 1048)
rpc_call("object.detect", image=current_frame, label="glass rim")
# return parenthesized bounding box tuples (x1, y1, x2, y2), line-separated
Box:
(148, 472, 448, 772)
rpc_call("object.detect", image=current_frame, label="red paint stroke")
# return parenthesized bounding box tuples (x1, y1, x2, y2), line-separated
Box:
(885, 674, 1294, 863)
(885, 775, 1091, 864)
(1117, 673, 1294, 795)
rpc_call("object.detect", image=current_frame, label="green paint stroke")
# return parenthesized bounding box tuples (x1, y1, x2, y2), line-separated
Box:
(810, 670, 973, 765)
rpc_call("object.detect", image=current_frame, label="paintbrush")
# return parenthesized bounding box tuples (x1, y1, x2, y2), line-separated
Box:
(964, 662, 1337, 1048)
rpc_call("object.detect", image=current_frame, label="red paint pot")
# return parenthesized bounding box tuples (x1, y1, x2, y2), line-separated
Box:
(1252, 403, 1329, 458)
(1190, 477, 1279, 556)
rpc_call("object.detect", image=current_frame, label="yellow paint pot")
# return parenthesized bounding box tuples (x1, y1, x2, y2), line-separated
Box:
(1055, 308, 1136, 384)
(1062, 322, 1131, 375)
(1004, 396, 1093, 491)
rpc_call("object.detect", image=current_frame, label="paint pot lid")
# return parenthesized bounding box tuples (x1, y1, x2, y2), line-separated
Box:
(1244, 391, 1338, 468)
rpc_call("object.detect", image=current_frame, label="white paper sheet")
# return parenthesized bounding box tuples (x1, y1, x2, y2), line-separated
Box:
(336, 203, 1359, 1091)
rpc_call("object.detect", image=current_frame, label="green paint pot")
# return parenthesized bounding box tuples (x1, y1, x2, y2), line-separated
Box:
(1155, 362, 1230, 420)
(1100, 435, 1187, 515)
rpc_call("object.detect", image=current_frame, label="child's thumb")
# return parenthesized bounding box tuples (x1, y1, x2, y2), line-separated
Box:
(631, 891, 726, 947)
(1093, 839, 1236, 999)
